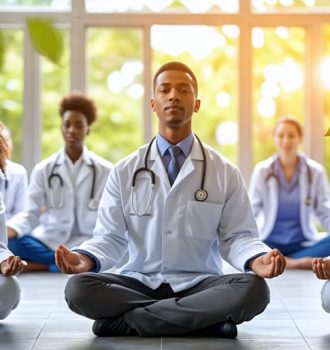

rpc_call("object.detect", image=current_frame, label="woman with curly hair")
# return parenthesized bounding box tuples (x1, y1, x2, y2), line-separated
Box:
(7, 92, 113, 272)
(0, 126, 25, 319)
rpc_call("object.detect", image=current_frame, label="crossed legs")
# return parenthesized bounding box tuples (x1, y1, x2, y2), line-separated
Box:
(65, 272, 269, 336)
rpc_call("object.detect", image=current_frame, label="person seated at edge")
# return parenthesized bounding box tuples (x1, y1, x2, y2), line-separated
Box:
(7, 92, 113, 272)
(55, 61, 285, 339)
(0, 122, 28, 220)
(0, 128, 26, 319)
(249, 116, 330, 270)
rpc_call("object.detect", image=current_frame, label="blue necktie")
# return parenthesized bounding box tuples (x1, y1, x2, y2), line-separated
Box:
(167, 145, 181, 185)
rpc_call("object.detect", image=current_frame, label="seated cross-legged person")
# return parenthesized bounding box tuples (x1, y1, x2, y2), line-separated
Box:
(0, 129, 25, 319)
(249, 116, 330, 270)
(56, 62, 285, 338)
(7, 92, 113, 272)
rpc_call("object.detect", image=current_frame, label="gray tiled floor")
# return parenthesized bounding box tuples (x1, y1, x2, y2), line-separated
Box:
(1, 264, 330, 350)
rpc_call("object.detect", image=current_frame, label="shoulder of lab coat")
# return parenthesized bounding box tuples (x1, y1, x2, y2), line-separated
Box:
(5, 160, 28, 218)
(7, 151, 61, 236)
(6, 159, 28, 178)
(301, 153, 330, 235)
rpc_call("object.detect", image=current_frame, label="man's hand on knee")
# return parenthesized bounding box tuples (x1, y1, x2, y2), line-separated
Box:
(55, 244, 95, 274)
(249, 249, 286, 278)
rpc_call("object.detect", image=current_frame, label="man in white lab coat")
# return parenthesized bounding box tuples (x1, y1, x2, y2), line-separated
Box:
(56, 62, 285, 338)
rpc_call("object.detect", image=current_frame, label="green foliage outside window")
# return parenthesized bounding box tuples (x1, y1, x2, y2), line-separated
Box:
(0, 30, 23, 163)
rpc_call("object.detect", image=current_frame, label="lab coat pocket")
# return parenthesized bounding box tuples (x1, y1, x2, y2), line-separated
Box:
(185, 201, 223, 240)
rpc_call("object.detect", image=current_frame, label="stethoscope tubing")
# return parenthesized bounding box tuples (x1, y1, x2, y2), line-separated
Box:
(265, 157, 313, 206)
(48, 153, 97, 208)
(130, 134, 208, 216)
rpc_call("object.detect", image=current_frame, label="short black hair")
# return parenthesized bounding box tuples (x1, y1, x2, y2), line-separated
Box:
(153, 61, 198, 95)
(59, 92, 97, 125)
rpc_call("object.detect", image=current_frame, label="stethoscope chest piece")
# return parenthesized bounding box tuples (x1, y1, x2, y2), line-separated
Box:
(195, 189, 208, 202)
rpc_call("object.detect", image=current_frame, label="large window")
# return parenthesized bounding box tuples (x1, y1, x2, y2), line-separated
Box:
(0, 1, 330, 181)
(0, 29, 23, 163)
(41, 30, 70, 158)
(152, 25, 238, 163)
(87, 28, 144, 163)
(252, 27, 305, 164)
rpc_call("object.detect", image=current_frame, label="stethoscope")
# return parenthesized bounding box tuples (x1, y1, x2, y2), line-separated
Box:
(131, 134, 208, 217)
(48, 154, 99, 210)
(265, 157, 313, 206)
(0, 176, 8, 199)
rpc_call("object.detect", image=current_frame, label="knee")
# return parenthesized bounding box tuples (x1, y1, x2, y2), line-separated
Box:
(0, 276, 21, 319)
(64, 273, 95, 312)
(7, 237, 21, 253)
(321, 281, 330, 313)
(244, 274, 270, 309)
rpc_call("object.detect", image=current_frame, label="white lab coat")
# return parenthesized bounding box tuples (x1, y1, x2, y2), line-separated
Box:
(0, 192, 21, 319)
(248, 154, 330, 241)
(8, 147, 113, 251)
(77, 136, 270, 292)
(0, 192, 12, 263)
(0, 160, 28, 219)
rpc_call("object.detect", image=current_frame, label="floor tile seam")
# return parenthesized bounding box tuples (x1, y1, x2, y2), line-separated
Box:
(279, 299, 313, 350)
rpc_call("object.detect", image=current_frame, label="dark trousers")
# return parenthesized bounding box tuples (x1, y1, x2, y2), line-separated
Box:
(65, 272, 269, 336)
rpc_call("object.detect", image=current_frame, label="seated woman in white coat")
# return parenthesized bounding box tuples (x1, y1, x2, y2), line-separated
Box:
(249, 116, 330, 269)
(0, 122, 28, 219)
(0, 132, 25, 319)
(7, 92, 113, 272)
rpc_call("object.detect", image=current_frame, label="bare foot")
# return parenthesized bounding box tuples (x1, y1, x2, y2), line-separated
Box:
(285, 257, 313, 269)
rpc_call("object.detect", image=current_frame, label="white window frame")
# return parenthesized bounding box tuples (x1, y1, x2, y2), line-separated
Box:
(0, 0, 329, 181)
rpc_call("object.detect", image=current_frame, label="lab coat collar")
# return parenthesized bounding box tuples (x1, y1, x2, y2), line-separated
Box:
(149, 134, 203, 161)
(149, 134, 203, 188)
(56, 146, 92, 166)
(271, 152, 309, 174)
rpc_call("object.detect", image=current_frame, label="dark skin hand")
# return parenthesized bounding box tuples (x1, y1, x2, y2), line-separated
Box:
(249, 249, 286, 278)
(55, 244, 95, 274)
(0, 255, 27, 276)
(312, 258, 330, 280)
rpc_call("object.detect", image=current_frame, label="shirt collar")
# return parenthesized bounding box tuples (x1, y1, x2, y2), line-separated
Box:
(156, 133, 194, 157)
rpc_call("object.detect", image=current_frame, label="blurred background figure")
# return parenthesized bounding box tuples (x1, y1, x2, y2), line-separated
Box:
(0, 125, 25, 319)
(0, 122, 28, 219)
(249, 116, 330, 269)
(6, 92, 113, 272)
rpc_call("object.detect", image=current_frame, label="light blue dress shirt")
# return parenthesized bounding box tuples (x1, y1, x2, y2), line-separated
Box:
(157, 133, 194, 172)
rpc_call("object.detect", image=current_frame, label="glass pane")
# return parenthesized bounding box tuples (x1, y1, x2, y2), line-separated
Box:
(86, 0, 238, 14)
(0, 29, 23, 163)
(152, 25, 239, 164)
(323, 25, 330, 176)
(0, 0, 71, 10)
(41, 30, 70, 158)
(252, 27, 305, 165)
(87, 28, 143, 163)
(252, 0, 330, 13)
